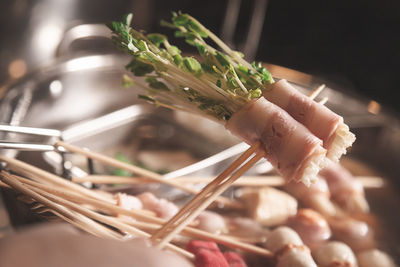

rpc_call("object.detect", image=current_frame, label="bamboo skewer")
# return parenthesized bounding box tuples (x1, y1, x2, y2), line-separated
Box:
(0, 155, 115, 204)
(0, 171, 194, 259)
(150, 142, 260, 243)
(0, 171, 121, 240)
(71, 175, 385, 189)
(5, 171, 273, 257)
(121, 219, 273, 258)
(309, 84, 326, 100)
(0, 82, 332, 260)
(12, 174, 155, 218)
(152, 149, 265, 250)
(318, 97, 329, 105)
(149, 85, 329, 249)
(55, 141, 243, 209)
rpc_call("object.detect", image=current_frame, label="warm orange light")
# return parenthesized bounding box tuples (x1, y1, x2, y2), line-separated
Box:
(8, 59, 27, 79)
(367, 100, 381, 115)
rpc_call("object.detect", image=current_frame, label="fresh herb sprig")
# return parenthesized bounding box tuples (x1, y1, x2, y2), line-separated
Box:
(108, 12, 274, 122)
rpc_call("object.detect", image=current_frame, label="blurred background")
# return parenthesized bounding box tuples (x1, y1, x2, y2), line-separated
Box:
(0, 0, 399, 113)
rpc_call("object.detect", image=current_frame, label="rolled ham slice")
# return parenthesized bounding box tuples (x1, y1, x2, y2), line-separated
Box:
(263, 79, 356, 162)
(226, 97, 326, 185)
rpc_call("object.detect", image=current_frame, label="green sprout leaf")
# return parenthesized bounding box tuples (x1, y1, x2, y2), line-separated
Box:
(183, 57, 202, 74)
(126, 59, 154, 76)
(108, 12, 274, 122)
(145, 77, 170, 91)
(147, 33, 167, 47)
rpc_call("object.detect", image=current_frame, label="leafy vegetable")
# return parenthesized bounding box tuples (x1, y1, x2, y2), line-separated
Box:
(108, 12, 274, 122)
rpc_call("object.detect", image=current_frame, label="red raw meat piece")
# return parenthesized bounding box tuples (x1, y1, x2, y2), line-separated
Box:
(186, 240, 229, 267)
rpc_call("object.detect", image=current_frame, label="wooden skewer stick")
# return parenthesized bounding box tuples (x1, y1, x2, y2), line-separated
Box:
(122, 218, 273, 258)
(318, 97, 329, 105)
(9, 171, 273, 258)
(12, 174, 155, 218)
(309, 84, 326, 100)
(46, 208, 124, 240)
(149, 84, 333, 250)
(150, 142, 260, 242)
(55, 141, 243, 210)
(153, 150, 266, 250)
(0, 155, 115, 204)
(72, 174, 385, 189)
(4, 173, 194, 259)
(72, 174, 283, 186)
(0, 171, 121, 240)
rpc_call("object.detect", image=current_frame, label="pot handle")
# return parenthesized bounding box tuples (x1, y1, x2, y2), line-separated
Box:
(56, 24, 111, 57)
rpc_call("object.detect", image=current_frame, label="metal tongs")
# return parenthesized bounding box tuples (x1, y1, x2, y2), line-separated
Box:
(0, 123, 271, 180)
(0, 124, 62, 152)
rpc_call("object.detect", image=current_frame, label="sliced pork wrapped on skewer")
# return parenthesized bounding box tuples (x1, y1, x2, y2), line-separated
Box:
(108, 12, 357, 187)
(264, 79, 356, 162)
(226, 97, 327, 185)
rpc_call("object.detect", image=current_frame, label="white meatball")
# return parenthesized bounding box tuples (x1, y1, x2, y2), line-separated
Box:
(276, 247, 317, 267)
(314, 241, 357, 267)
(264, 226, 303, 253)
(195, 211, 227, 234)
(357, 249, 397, 267)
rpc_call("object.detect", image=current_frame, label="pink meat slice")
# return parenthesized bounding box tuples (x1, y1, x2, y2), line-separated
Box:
(116, 193, 143, 221)
(264, 79, 355, 162)
(226, 97, 326, 185)
(137, 192, 179, 219)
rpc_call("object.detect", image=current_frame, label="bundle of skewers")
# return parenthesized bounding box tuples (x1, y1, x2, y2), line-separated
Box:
(0, 11, 398, 267)
(0, 139, 396, 266)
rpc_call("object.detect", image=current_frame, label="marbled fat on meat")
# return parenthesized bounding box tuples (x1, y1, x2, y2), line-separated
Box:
(264, 79, 355, 162)
(226, 97, 326, 185)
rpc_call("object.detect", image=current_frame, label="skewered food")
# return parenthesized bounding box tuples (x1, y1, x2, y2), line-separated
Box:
(137, 192, 179, 219)
(329, 217, 375, 252)
(320, 159, 369, 214)
(0, 143, 397, 266)
(313, 241, 358, 267)
(286, 209, 331, 251)
(195, 211, 228, 234)
(264, 226, 317, 267)
(239, 187, 298, 226)
(264, 80, 355, 162)
(357, 249, 397, 267)
(108, 12, 355, 185)
(3, 9, 399, 267)
(285, 176, 338, 217)
(225, 97, 326, 185)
